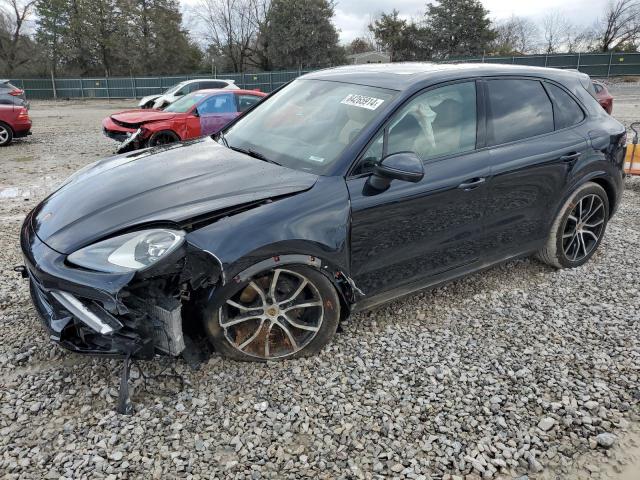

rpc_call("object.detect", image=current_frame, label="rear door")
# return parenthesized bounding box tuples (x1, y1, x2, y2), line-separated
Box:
(483, 78, 589, 257)
(197, 93, 238, 135)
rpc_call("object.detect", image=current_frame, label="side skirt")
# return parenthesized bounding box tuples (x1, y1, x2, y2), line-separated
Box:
(350, 249, 539, 313)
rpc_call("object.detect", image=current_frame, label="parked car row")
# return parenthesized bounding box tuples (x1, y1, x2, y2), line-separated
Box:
(103, 89, 266, 153)
(137, 78, 239, 109)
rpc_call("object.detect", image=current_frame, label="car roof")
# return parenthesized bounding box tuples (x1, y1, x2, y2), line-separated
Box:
(194, 89, 266, 96)
(303, 62, 588, 91)
(182, 78, 235, 85)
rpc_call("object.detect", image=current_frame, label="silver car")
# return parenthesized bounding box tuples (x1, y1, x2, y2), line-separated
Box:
(0, 80, 28, 109)
(138, 79, 239, 109)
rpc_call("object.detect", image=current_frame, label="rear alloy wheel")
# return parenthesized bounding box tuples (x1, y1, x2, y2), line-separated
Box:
(0, 122, 13, 146)
(537, 182, 609, 268)
(147, 130, 179, 147)
(204, 265, 340, 361)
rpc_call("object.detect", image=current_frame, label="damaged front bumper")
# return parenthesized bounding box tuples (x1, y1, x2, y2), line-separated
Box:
(20, 212, 220, 359)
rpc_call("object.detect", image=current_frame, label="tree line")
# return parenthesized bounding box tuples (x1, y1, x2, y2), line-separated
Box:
(1, 0, 640, 77)
(362, 0, 640, 62)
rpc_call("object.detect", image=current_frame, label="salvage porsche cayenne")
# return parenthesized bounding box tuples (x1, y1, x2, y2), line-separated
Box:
(20, 63, 625, 362)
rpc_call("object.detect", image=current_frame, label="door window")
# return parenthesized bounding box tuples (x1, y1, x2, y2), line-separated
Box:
(355, 82, 477, 174)
(487, 79, 554, 145)
(198, 93, 237, 115)
(237, 94, 261, 112)
(544, 83, 585, 130)
(200, 81, 229, 89)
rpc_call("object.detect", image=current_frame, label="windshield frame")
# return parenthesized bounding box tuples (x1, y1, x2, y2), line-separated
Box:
(222, 79, 400, 177)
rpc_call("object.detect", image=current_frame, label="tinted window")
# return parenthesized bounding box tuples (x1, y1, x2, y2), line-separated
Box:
(187, 83, 202, 93)
(198, 93, 236, 114)
(200, 81, 228, 89)
(487, 79, 554, 145)
(237, 94, 261, 112)
(545, 83, 585, 129)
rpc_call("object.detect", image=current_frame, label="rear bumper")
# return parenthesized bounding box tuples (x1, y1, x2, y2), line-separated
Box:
(14, 128, 31, 138)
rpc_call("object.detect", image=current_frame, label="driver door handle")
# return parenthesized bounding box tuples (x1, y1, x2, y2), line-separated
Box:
(560, 152, 581, 162)
(458, 177, 486, 191)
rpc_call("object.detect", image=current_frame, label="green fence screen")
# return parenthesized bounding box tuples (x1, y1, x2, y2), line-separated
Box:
(8, 52, 640, 100)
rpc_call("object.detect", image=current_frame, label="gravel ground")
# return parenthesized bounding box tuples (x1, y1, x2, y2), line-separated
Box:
(0, 98, 639, 480)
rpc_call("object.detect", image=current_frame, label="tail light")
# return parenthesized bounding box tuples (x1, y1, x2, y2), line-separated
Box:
(17, 107, 29, 120)
(8, 88, 24, 96)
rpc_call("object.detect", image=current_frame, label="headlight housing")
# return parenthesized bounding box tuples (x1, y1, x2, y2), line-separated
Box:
(67, 229, 186, 273)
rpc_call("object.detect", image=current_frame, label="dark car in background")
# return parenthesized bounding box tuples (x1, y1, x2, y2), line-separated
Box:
(593, 80, 614, 114)
(20, 63, 625, 364)
(103, 89, 266, 152)
(1, 80, 29, 109)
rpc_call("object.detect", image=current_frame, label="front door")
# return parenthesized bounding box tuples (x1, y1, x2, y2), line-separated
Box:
(348, 81, 491, 296)
(198, 93, 238, 136)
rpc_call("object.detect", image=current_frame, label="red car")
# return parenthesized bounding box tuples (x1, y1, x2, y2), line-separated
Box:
(593, 80, 613, 114)
(0, 104, 31, 146)
(103, 89, 266, 153)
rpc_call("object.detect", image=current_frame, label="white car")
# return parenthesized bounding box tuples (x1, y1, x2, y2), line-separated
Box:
(138, 79, 239, 109)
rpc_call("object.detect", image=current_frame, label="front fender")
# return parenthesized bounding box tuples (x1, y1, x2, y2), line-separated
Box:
(186, 176, 352, 282)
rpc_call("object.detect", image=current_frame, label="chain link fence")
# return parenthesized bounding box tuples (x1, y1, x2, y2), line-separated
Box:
(8, 52, 640, 100)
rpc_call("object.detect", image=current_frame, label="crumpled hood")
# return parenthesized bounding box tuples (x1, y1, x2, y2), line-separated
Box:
(111, 109, 180, 125)
(32, 138, 318, 254)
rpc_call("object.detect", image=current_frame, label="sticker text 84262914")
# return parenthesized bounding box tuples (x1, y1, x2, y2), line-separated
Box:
(341, 94, 385, 111)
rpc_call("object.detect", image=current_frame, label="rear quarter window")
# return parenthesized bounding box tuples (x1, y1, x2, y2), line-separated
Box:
(544, 83, 585, 130)
(487, 79, 554, 146)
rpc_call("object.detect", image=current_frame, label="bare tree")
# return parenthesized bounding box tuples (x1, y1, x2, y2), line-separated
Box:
(565, 24, 592, 53)
(494, 15, 539, 54)
(198, 0, 262, 72)
(0, 0, 35, 74)
(595, 0, 640, 51)
(541, 10, 568, 54)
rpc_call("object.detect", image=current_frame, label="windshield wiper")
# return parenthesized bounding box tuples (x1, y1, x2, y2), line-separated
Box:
(228, 145, 281, 166)
(216, 130, 229, 147)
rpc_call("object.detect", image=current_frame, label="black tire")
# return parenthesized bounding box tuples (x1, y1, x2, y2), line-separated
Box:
(203, 265, 340, 362)
(0, 122, 13, 146)
(537, 182, 609, 269)
(147, 130, 180, 147)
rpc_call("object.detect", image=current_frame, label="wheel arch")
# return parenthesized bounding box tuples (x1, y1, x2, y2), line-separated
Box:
(0, 120, 14, 135)
(588, 175, 617, 216)
(217, 253, 358, 321)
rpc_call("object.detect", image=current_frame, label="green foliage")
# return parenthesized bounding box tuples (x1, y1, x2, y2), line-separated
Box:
(424, 0, 496, 59)
(263, 0, 345, 69)
(368, 10, 429, 61)
(32, 0, 201, 76)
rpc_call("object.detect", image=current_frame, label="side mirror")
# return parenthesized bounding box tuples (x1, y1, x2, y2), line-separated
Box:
(174, 90, 184, 97)
(192, 108, 200, 117)
(368, 152, 424, 191)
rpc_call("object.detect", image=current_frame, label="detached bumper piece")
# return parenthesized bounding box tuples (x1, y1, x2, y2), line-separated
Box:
(29, 277, 156, 358)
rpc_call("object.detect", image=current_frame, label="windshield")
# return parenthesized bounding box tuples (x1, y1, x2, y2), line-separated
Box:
(224, 79, 397, 174)
(164, 92, 208, 113)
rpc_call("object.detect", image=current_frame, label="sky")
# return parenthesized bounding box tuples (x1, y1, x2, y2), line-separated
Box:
(333, 0, 610, 43)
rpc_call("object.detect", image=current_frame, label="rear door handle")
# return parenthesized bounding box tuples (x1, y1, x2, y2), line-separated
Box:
(458, 177, 486, 190)
(560, 152, 581, 162)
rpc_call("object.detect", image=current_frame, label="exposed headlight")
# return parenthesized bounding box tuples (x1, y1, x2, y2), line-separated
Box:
(68, 229, 186, 273)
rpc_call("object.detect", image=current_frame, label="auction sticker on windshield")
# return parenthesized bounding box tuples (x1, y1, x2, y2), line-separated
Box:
(341, 94, 385, 110)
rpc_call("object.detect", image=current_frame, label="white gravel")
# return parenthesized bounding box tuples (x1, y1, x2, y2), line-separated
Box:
(0, 99, 638, 479)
